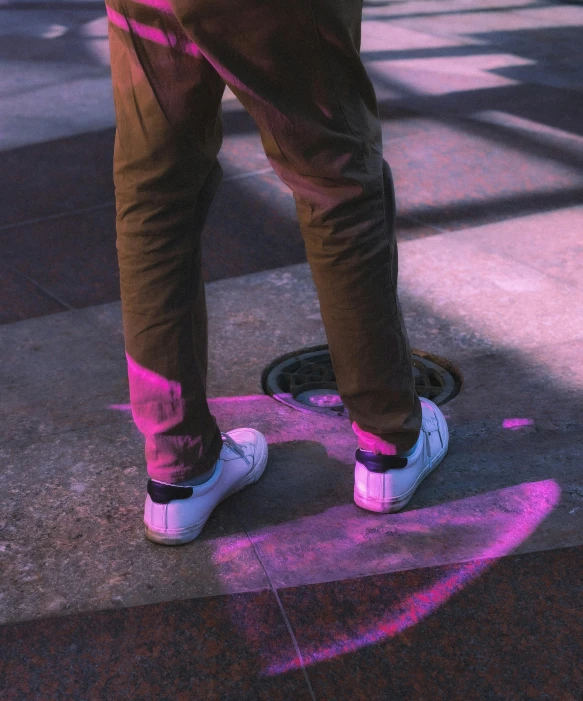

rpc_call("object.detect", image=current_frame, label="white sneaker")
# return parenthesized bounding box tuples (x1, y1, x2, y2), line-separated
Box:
(144, 428, 268, 545)
(354, 397, 449, 513)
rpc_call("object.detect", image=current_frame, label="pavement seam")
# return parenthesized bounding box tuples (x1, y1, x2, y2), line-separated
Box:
(0, 260, 73, 310)
(0, 201, 115, 234)
(232, 502, 318, 701)
(0, 167, 274, 235)
(399, 213, 447, 234)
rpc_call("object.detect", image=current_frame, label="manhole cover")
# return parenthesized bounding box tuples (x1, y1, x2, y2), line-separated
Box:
(261, 344, 462, 417)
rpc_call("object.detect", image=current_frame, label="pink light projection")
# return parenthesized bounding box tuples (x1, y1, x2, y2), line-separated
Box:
(502, 418, 535, 430)
(107, 0, 262, 101)
(107, 403, 132, 412)
(208, 395, 270, 404)
(108, 395, 268, 413)
(122, 352, 210, 481)
(252, 479, 560, 676)
(103, 379, 556, 673)
(124, 351, 187, 431)
(210, 532, 270, 562)
(106, 5, 201, 57)
(352, 419, 399, 455)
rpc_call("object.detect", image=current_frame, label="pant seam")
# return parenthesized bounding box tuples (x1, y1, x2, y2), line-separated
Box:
(302, 0, 369, 171)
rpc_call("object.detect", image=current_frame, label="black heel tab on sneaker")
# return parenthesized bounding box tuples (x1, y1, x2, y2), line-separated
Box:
(147, 480, 193, 504)
(355, 449, 408, 472)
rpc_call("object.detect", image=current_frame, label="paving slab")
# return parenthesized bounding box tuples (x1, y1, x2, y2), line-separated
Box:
(0, 75, 115, 151)
(0, 589, 313, 701)
(399, 212, 583, 350)
(420, 204, 583, 290)
(384, 117, 583, 230)
(2, 205, 119, 309)
(276, 545, 583, 699)
(0, 417, 270, 626)
(0, 264, 67, 323)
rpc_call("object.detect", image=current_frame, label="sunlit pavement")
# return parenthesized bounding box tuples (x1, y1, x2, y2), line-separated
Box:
(1, 1, 583, 699)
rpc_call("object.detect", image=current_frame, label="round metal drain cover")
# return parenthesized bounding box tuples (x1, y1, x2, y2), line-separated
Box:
(261, 344, 462, 417)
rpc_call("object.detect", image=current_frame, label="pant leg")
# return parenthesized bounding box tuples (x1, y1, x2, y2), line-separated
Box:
(107, 1, 225, 482)
(169, 0, 422, 452)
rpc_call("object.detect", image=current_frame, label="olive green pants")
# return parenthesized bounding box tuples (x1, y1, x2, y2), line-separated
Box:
(107, 0, 421, 483)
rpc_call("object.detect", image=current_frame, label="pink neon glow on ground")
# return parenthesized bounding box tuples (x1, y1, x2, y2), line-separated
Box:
(502, 418, 535, 429)
(110, 396, 267, 412)
(208, 395, 269, 404)
(260, 479, 560, 676)
(210, 533, 269, 562)
(107, 403, 132, 412)
(106, 6, 201, 57)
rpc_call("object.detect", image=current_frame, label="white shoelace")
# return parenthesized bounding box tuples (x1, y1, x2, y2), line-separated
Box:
(221, 432, 250, 465)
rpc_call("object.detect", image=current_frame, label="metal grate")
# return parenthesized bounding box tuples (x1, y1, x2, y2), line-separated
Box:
(261, 344, 463, 417)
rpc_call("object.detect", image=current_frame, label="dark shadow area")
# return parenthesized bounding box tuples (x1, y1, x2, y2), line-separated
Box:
(0, 33, 107, 66)
(362, 45, 507, 62)
(363, 0, 403, 6)
(0, 1, 107, 9)
(474, 25, 583, 66)
(382, 82, 583, 139)
(0, 178, 306, 323)
(0, 120, 307, 323)
(0, 129, 116, 229)
(396, 184, 583, 231)
(0, 108, 258, 230)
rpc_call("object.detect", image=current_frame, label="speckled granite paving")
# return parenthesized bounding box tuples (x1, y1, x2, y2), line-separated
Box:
(2, 0, 583, 698)
(1, 545, 581, 700)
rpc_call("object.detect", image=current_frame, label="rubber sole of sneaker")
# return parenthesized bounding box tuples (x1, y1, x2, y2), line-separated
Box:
(145, 517, 209, 546)
(353, 412, 449, 514)
(144, 434, 269, 546)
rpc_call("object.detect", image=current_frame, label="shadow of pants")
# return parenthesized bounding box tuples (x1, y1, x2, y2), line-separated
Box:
(107, 0, 421, 482)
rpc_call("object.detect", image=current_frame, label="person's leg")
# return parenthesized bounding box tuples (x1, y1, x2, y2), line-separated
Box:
(107, 2, 270, 546)
(107, 0, 225, 483)
(168, 0, 422, 454)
